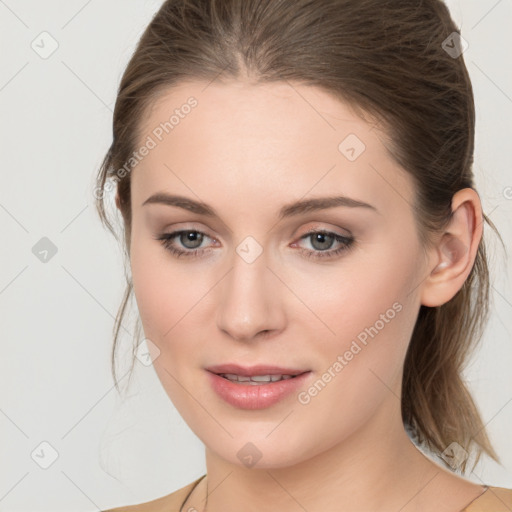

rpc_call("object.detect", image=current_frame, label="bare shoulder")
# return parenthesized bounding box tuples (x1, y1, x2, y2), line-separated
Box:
(463, 486, 512, 512)
(101, 475, 206, 512)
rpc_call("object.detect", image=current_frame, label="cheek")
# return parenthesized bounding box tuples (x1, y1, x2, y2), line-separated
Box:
(291, 265, 418, 446)
(293, 235, 419, 344)
(129, 232, 217, 359)
(130, 242, 164, 333)
(292, 233, 421, 391)
(130, 231, 187, 338)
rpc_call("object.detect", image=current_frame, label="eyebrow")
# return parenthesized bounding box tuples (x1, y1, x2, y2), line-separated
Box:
(142, 192, 378, 219)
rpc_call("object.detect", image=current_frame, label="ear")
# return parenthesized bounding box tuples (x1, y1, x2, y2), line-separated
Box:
(420, 188, 483, 307)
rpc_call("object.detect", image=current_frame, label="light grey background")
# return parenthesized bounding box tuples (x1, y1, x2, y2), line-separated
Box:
(1, 1, 511, 510)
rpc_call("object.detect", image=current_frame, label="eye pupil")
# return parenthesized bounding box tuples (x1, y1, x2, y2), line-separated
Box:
(181, 231, 203, 249)
(311, 232, 334, 251)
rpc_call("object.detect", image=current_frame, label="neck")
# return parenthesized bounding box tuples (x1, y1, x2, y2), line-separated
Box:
(198, 395, 441, 512)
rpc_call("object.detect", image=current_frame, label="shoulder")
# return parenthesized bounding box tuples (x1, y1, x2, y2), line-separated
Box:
(101, 475, 206, 512)
(463, 486, 512, 511)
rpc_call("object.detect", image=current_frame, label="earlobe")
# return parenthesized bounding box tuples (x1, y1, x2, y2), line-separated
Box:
(420, 188, 482, 307)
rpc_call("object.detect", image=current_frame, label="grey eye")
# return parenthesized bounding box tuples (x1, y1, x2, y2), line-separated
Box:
(179, 231, 204, 249)
(308, 232, 336, 251)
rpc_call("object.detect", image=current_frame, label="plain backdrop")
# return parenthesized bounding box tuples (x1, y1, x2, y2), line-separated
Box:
(1, 1, 511, 510)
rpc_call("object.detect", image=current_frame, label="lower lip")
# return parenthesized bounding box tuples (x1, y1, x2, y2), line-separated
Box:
(207, 371, 311, 410)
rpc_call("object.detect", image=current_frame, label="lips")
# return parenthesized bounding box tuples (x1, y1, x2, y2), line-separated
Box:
(206, 367, 312, 409)
(205, 363, 309, 377)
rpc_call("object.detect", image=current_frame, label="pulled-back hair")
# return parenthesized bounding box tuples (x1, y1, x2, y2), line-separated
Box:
(95, 0, 503, 473)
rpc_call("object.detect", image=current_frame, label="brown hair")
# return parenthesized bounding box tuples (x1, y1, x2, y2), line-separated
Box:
(95, 0, 503, 473)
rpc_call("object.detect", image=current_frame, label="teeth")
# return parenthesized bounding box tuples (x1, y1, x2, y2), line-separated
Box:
(220, 373, 295, 384)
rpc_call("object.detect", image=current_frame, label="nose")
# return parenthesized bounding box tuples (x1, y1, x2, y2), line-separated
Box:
(216, 248, 285, 342)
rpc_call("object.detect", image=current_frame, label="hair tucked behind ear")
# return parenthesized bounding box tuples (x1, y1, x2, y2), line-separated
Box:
(95, 0, 504, 473)
(402, 238, 501, 471)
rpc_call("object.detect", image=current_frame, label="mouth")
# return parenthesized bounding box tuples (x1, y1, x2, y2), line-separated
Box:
(205, 364, 312, 409)
(206, 363, 310, 384)
(214, 373, 301, 384)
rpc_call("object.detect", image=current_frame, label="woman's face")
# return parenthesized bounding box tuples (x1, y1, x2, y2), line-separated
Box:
(127, 80, 430, 468)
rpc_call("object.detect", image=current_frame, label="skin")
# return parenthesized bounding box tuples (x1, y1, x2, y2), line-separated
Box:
(118, 79, 487, 511)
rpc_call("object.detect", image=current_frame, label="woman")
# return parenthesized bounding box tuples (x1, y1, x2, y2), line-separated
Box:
(96, 0, 511, 510)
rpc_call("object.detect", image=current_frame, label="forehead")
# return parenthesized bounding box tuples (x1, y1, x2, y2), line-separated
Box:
(131, 80, 414, 218)
(139, 79, 379, 153)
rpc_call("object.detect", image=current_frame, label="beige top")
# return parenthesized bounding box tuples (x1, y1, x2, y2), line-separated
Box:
(102, 475, 512, 512)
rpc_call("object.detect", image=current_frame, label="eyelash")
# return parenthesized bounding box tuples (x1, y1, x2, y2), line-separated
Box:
(154, 229, 355, 261)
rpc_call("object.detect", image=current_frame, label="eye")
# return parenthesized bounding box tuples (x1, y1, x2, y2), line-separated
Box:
(292, 230, 355, 260)
(154, 230, 215, 258)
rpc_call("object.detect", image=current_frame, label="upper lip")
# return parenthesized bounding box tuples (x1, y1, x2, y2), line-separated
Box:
(206, 364, 310, 377)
